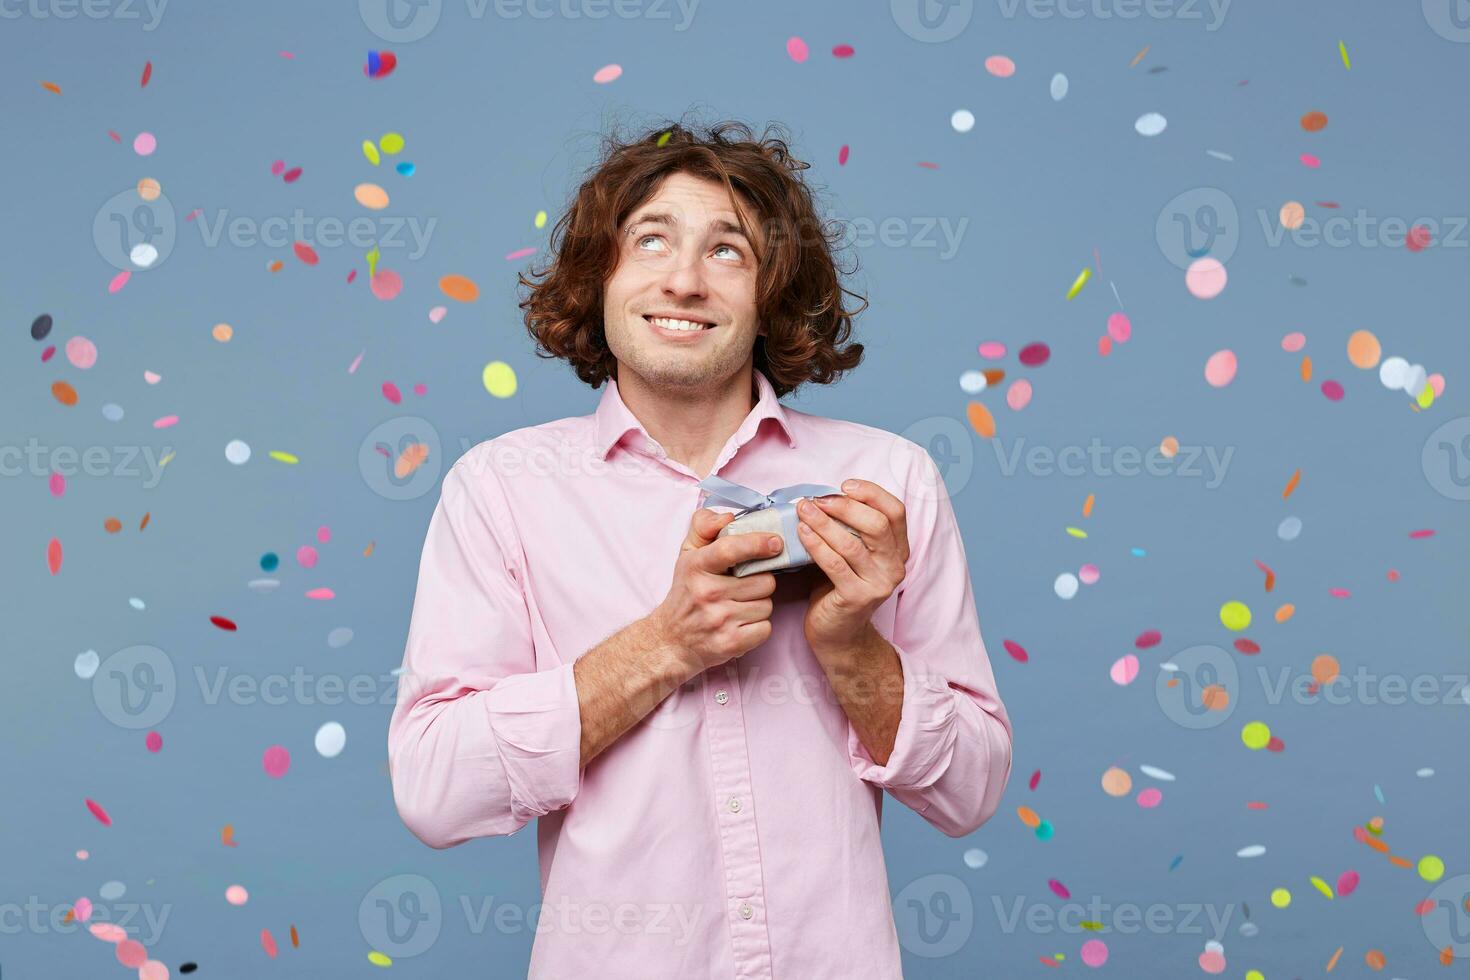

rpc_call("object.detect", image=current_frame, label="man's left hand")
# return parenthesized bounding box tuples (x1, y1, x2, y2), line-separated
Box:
(795, 479, 909, 653)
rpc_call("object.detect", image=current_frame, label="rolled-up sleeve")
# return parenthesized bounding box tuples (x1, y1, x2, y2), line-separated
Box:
(847, 445, 1014, 838)
(388, 458, 583, 849)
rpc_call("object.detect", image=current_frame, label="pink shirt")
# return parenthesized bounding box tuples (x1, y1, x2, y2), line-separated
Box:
(388, 367, 1014, 978)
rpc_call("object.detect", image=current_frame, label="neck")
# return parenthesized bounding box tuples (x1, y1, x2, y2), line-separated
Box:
(615, 360, 758, 479)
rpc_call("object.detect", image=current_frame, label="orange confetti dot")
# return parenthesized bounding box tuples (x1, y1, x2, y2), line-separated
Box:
(1300, 355, 1313, 382)
(52, 380, 79, 406)
(1201, 684, 1230, 711)
(268, 260, 284, 273)
(1364, 949, 1386, 970)
(137, 178, 161, 202)
(967, 401, 996, 439)
(1082, 494, 1095, 518)
(212, 323, 233, 342)
(1325, 945, 1343, 971)
(1301, 110, 1329, 132)
(139, 512, 150, 531)
(1282, 468, 1301, 499)
(47, 537, 63, 575)
(1016, 805, 1041, 828)
(1275, 603, 1295, 623)
(1311, 654, 1340, 685)
(41, 81, 62, 94)
(1347, 329, 1381, 370)
(290, 924, 300, 948)
(439, 274, 480, 303)
(1160, 436, 1179, 458)
(104, 518, 122, 533)
(982, 369, 1005, 385)
(1388, 854, 1413, 869)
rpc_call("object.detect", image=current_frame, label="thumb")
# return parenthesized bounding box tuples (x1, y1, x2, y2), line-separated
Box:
(683, 508, 734, 552)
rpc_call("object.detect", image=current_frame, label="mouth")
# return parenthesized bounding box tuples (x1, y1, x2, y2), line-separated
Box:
(643, 313, 717, 335)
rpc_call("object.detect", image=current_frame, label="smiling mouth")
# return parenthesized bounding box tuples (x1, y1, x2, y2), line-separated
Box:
(644, 314, 716, 332)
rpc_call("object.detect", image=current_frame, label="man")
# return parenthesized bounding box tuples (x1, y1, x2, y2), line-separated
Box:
(388, 119, 1013, 978)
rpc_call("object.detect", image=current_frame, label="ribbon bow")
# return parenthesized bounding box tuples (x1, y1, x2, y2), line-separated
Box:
(695, 474, 846, 572)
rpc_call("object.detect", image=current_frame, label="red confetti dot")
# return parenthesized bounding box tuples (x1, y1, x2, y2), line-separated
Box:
(41, 345, 56, 362)
(1135, 630, 1161, 649)
(282, 167, 303, 183)
(1408, 529, 1435, 539)
(1406, 225, 1432, 252)
(1233, 638, 1261, 655)
(1321, 379, 1344, 401)
(210, 615, 237, 631)
(140, 61, 152, 87)
(832, 44, 855, 58)
(1019, 342, 1051, 367)
(85, 798, 112, 826)
(1266, 736, 1285, 752)
(1387, 568, 1400, 582)
(1002, 639, 1029, 663)
(47, 537, 63, 575)
(1028, 769, 1041, 790)
(382, 381, 403, 405)
(293, 241, 319, 265)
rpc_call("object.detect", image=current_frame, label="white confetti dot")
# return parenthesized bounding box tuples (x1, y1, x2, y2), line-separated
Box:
(962, 848, 988, 869)
(1138, 765, 1175, 782)
(1379, 356, 1410, 390)
(951, 109, 975, 133)
(74, 650, 100, 679)
(959, 370, 987, 394)
(1134, 112, 1167, 136)
(225, 439, 251, 465)
(1054, 572, 1079, 599)
(1049, 73, 1068, 101)
(99, 880, 126, 900)
(1417, 767, 1435, 778)
(247, 578, 280, 593)
(1277, 516, 1302, 541)
(101, 403, 124, 422)
(1236, 845, 1266, 858)
(327, 627, 354, 649)
(1238, 922, 1259, 937)
(130, 243, 159, 268)
(128, 597, 146, 610)
(315, 721, 347, 758)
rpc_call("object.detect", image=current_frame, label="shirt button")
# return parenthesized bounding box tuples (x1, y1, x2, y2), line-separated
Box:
(714, 690, 729, 705)
(727, 796, 741, 813)
(738, 902, 754, 919)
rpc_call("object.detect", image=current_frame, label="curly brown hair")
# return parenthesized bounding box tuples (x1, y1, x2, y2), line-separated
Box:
(517, 115, 867, 398)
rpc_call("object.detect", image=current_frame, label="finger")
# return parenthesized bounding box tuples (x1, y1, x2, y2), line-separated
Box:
(797, 499, 878, 575)
(684, 508, 735, 552)
(796, 518, 865, 594)
(696, 528, 785, 572)
(728, 597, 774, 625)
(723, 570, 778, 600)
(810, 494, 890, 547)
(835, 479, 908, 561)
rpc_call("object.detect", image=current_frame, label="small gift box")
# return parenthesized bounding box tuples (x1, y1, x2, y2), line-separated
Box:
(696, 475, 862, 577)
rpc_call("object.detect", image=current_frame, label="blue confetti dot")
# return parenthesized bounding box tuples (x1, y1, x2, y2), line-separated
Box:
(260, 552, 279, 571)
(396, 161, 415, 177)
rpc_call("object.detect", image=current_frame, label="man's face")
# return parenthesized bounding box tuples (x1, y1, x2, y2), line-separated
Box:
(602, 172, 764, 393)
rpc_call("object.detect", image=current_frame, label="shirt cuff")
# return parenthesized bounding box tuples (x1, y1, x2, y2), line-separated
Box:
(847, 640, 958, 792)
(482, 660, 585, 826)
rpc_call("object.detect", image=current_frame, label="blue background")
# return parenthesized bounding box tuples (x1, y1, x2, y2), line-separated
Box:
(4, 0, 1469, 976)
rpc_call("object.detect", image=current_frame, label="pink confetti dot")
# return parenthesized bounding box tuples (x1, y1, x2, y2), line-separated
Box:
(76, 850, 89, 860)
(1407, 224, 1432, 252)
(262, 928, 279, 958)
(282, 167, 302, 183)
(85, 797, 112, 826)
(1428, 373, 1446, 397)
(140, 960, 171, 980)
(1110, 654, 1139, 686)
(1098, 335, 1112, 356)
(262, 745, 290, 778)
(116, 939, 148, 968)
(145, 731, 162, 753)
(832, 44, 855, 58)
(592, 63, 622, 84)
(1198, 950, 1226, 973)
(108, 270, 131, 293)
(1321, 379, 1344, 401)
(1281, 331, 1306, 352)
(382, 381, 403, 405)
(1387, 568, 1400, 582)
(1078, 563, 1099, 585)
(371, 269, 403, 300)
(984, 55, 1016, 77)
(66, 336, 98, 369)
(1006, 379, 1033, 411)
(1338, 869, 1359, 896)
(838, 144, 849, 166)
(786, 36, 808, 63)
(270, 160, 285, 175)
(317, 525, 331, 543)
(1047, 879, 1071, 899)
(133, 132, 156, 156)
(90, 922, 127, 942)
(428, 305, 447, 323)
(49, 472, 66, 497)
(144, 370, 162, 384)
(1204, 349, 1237, 388)
(296, 545, 318, 568)
(1300, 152, 1320, 168)
(413, 382, 427, 396)
(1106, 312, 1131, 343)
(1003, 639, 1029, 663)
(977, 341, 1006, 359)
(153, 415, 179, 429)
(305, 587, 336, 600)
(1136, 787, 1163, 808)
(1080, 939, 1108, 967)
(225, 884, 249, 905)
(74, 897, 93, 922)
(41, 345, 55, 362)
(1185, 257, 1228, 299)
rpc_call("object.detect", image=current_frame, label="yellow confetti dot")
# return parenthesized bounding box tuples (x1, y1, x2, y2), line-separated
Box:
(1241, 721, 1270, 750)
(362, 140, 381, 166)
(380, 132, 405, 155)
(367, 950, 392, 966)
(1220, 600, 1252, 631)
(138, 177, 162, 201)
(1246, 971, 1265, 980)
(1270, 887, 1291, 908)
(1065, 527, 1087, 539)
(1419, 855, 1445, 882)
(1310, 875, 1334, 899)
(1418, 384, 1435, 409)
(1065, 266, 1091, 300)
(482, 361, 517, 398)
(268, 451, 299, 464)
(212, 323, 233, 343)
(534, 210, 548, 229)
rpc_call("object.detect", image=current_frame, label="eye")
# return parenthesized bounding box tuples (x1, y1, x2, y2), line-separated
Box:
(634, 233, 667, 252)
(712, 243, 743, 261)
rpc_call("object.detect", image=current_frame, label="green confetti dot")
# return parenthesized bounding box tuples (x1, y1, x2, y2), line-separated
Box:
(1419, 855, 1445, 882)
(379, 132, 405, 155)
(1241, 721, 1270, 750)
(367, 950, 392, 967)
(1220, 600, 1252, 631)
(1270, 887, 1291, 908)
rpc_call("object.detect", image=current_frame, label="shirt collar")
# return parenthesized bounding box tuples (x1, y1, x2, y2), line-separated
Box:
(592, 367, 797, 460)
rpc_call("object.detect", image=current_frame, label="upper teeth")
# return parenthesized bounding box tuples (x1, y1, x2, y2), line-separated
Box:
(650, 316, 709, 331)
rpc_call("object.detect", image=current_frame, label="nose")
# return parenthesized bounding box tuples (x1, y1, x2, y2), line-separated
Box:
(657, 244, 710, 300)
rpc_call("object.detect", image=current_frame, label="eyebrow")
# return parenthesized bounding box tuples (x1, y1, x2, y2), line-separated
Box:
(625, 210, 750, 241)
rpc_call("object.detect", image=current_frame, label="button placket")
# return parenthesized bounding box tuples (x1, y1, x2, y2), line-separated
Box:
(701, 663, 774, 977)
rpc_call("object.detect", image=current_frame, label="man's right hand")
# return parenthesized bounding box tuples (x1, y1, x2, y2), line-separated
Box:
(650, 508, 782, 677)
